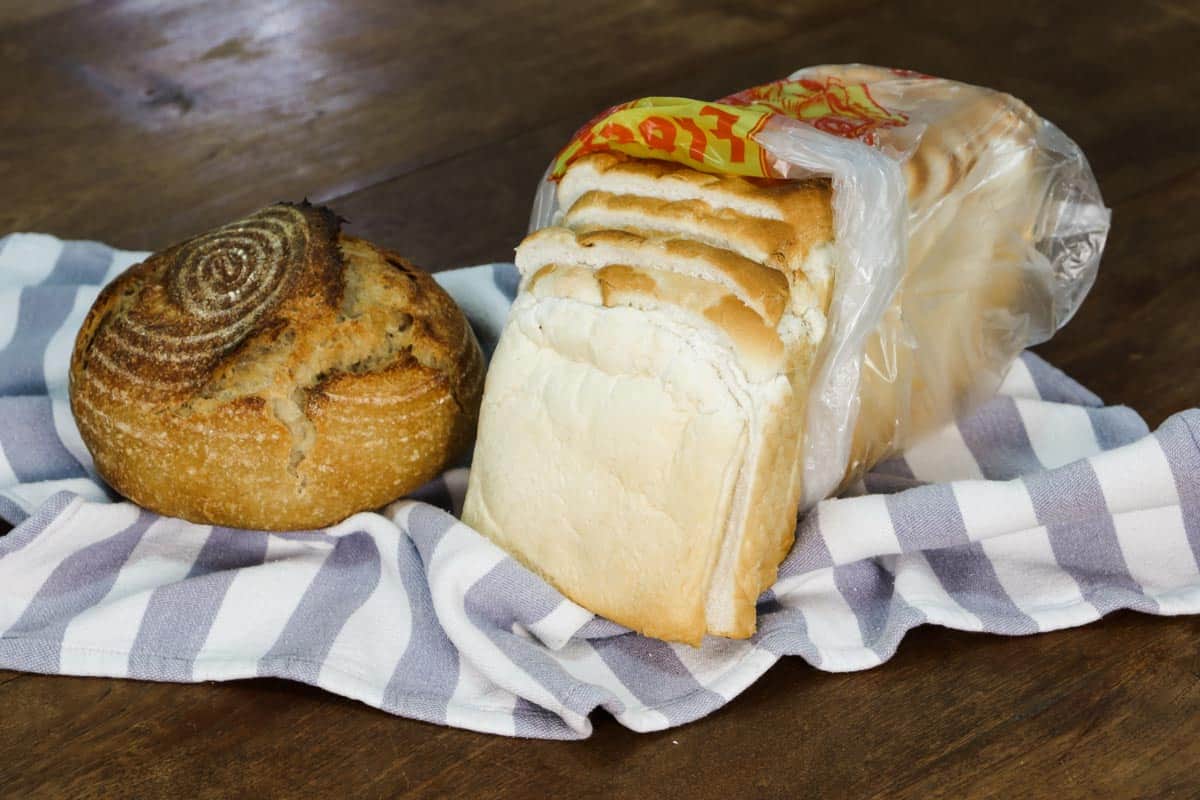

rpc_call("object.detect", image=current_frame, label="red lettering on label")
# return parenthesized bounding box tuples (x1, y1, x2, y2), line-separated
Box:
(700, 105, 745, 163)
(573, 127, 598, 153)
(638, 116, 677, 153)
(673, 116, 709, 162)
(597, 122, 636, 145)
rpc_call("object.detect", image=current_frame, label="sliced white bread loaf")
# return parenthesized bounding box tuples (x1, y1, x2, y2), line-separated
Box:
(462, 154, 835, 643)
(465, 73, 1073, 644)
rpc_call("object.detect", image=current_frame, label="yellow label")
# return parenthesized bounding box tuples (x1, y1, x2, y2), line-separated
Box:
(552, 98, 773, 180)
(552, 76, 909, 181)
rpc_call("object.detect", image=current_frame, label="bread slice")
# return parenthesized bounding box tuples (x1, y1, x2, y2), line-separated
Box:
(516, 227, 791, 327)
(526, 264, 787, 380)
(564, 188, 834, 312)
(462, 155, 835, 643)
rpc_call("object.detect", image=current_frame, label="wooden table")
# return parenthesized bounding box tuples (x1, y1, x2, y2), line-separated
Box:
(2, 1, 1198, 797)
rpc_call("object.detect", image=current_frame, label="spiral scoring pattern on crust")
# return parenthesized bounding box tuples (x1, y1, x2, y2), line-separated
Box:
(88, 205, 321, 394)
(164, 205, 305, 325)
(69, 203, 486, 529)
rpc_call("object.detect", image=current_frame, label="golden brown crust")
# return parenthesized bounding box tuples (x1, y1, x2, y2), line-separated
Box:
(528, 262, 786, 378)
(700, 295, 784, 370)
(595, 264, 657, 298)
(560, 152, 832, 228)
(69, 204, 484, 530)
(517, 226, 790, 326)
(565, 185, 834, 309)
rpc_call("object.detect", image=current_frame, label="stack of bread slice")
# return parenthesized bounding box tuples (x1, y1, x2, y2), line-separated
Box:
(462, 153, 837, 644)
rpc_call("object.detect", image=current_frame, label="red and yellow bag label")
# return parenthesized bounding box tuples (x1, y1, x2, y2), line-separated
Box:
(551, 98, 775, 181)
(551, 75, 909, 181)
(722, 77, 909, 143)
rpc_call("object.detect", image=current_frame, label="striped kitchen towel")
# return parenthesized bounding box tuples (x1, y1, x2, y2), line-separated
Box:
(1, 233, 1198, 740)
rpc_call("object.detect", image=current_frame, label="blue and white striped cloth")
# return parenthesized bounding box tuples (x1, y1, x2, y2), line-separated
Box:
(1, 233, 1198, 739)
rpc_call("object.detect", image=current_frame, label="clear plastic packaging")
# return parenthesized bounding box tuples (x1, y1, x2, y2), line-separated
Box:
(529, 64, 1109, 505)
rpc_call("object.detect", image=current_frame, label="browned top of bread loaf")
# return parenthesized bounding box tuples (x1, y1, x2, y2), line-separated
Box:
(559, 152, 833, 229)
(70, 202, 484, 529)
(555, 152, 836, 315)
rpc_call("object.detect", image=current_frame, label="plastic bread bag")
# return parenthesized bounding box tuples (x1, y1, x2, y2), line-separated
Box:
(527, 64, 1109, 506)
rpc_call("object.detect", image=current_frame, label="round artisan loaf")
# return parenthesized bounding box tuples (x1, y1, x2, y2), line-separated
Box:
(69, 202, 485, 530)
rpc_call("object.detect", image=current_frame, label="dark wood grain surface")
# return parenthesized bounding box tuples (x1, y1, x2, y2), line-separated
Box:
(2, 1, 1198, 797)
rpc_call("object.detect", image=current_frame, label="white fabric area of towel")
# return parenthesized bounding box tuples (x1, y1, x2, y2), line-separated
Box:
(1, 233, 1197, 739)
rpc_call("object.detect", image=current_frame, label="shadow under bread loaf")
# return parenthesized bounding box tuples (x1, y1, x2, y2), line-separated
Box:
(69, 202, 484, 530)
